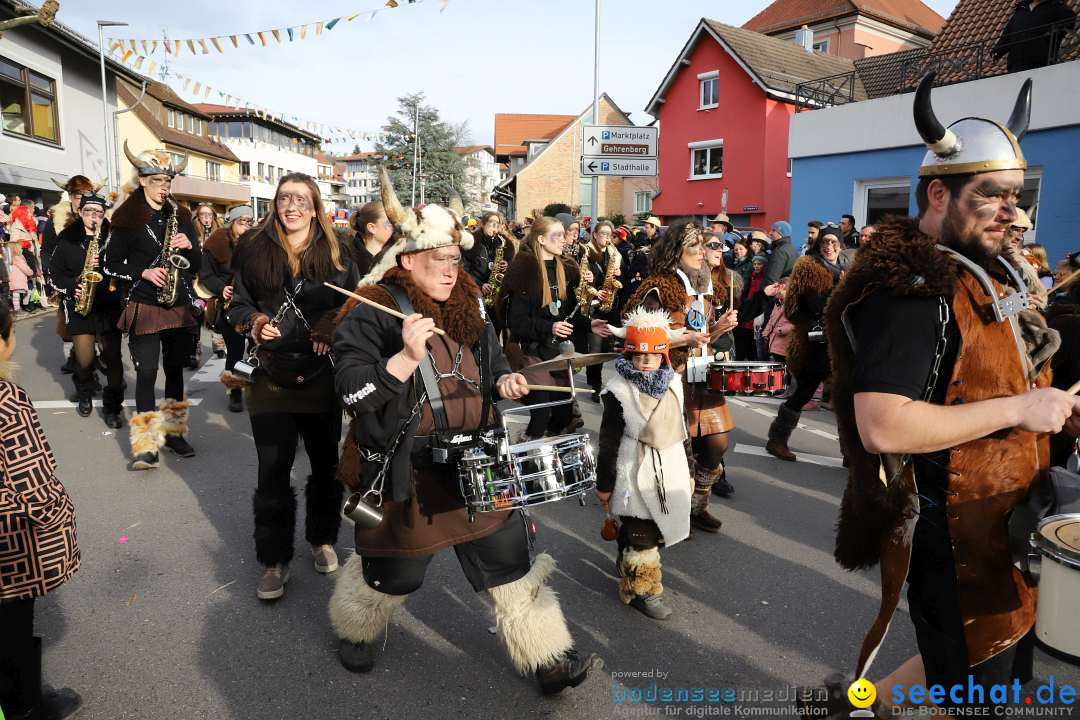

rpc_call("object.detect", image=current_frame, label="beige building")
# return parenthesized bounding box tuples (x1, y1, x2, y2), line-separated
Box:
(495, 94, 638, 222)
(116, 78, 248, 212)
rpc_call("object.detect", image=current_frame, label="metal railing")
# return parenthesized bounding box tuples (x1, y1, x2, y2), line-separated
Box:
(795, 20, 1080, 112)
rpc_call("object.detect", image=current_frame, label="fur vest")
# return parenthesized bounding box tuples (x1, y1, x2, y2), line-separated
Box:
(603, 373, 692, 547)
(202, 227, 235, 266)
(784, 255, 836, 377)
(827, 216, 1053, 673)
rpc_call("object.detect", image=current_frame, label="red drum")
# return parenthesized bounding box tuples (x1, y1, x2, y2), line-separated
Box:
(707, 361, 786, 395)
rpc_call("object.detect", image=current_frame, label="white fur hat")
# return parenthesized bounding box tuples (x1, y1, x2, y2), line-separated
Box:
(358, 167, 472, 287)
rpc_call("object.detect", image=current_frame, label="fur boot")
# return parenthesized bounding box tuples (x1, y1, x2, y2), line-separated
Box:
(219, 370, 247, 391)
(328, 554, 408, 643)
(158, 397, 189, 436)
(129, 411, 164, 456)
(489, 553, 574, 675)
(618, 547, 663, 604)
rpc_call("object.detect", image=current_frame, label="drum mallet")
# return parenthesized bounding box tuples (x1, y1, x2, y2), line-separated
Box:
(324, 282, 446, 336)
(524, 384, 595, 394)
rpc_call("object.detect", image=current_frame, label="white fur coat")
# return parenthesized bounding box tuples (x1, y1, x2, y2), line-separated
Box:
(602, 373, 692, 547)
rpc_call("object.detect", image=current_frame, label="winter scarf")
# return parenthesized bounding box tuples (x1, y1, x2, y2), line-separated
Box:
(614, 356, 675, 399)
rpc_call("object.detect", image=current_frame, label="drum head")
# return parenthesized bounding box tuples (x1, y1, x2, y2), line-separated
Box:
(1037, 514, 1080, 566)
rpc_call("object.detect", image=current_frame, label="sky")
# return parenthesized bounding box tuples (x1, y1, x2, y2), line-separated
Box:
(55, 0, 960, 152)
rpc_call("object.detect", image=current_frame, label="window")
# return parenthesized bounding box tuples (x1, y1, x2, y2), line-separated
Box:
(186, 114, 194, 133)
(207, 161, 221, 182)
(787, 158, 793, 178)
(698, 71, 719, 109)
(1, 56, 59, 143)
(255, 197, 271, 219)
(578, 177, 594, 219)
(239, 161, 250, 178)
(170, 153, 187, 175)
(257, 162, 265, 178)
(634, 191, 652, 214)
(813, 39, 830, 54)
(853, 178, 911, 227)
(167, 109, 175, 128)
(689, 139, 723, 179)
(268, 165, 275, 182)
(1019, 168, 1043, 243)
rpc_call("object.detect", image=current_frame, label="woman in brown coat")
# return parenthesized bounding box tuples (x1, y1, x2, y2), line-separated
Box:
(0, 301, 82, 720)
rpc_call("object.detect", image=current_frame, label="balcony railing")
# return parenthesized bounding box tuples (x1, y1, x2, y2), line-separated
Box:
(795, 20, 1080, 112)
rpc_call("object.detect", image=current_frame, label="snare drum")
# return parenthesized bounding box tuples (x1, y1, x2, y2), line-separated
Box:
(458, 433, 596, 519)
(1032, 513, 1080, 661)
(707, 361, 786, 395)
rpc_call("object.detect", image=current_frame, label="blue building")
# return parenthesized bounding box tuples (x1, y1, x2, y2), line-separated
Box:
(788, 58, 1080, 265)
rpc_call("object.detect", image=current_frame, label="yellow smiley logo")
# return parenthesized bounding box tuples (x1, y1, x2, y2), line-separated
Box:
(847, 678, 877, 709)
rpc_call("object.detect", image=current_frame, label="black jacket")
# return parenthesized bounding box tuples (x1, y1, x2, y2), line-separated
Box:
(994, 0, 1077, 72)
(764, 237, 799, 285)
(102, 189, 200, 307)
(199, 227, 240, 297)
(50, 218, 125, 312)
(502, 251, 592, 359)
(464, 229, 516, 288)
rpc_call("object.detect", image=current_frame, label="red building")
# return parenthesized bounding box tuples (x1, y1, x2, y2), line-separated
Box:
(646, 19, 863, 230)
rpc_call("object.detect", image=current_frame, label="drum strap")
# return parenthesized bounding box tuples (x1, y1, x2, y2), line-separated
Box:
(384, 283, 449, 432)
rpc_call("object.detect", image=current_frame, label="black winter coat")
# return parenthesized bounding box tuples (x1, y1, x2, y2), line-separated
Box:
(50, 218, 125, 334)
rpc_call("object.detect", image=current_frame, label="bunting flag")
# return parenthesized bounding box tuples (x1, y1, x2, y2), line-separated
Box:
(229, 35, 239, 48)
(326, 18, 341, 30)
(245, 33, 255, 45)
(198, 39, 209, 54)
(211, 37, 223, 53)
(186, 39, 196, 54)
(271, 29, 281, 43)
(286, 27, 294, 41)
(141, 39, 149, 54)
(147, 61, 157, 77)
(257, 31, 267, 46)
(299, 25, 308, 39)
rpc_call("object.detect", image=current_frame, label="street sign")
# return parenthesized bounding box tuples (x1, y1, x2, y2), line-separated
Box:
(581, 125, 658, 158)
(580, 157, 658, 177)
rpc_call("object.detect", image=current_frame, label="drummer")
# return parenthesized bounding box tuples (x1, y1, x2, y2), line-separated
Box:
(328, 171, 596, 696)
(624, 220, 738, 534)
(597, 307, 693, 621)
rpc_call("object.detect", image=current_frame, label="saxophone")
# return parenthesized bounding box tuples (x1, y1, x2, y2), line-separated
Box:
(482, 234, 506, 306)
(598, 244, 623, 314)
(574, 253, 599, 318)
(156, 199, 191, 307)
(74, 220, 103, 316)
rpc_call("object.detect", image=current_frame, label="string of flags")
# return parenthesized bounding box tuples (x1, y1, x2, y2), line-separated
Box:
(107, 0, 447, 59)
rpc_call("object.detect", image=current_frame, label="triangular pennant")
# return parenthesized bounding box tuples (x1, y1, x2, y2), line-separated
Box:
(346, 13, 359, 21)
(326, 18, 341, 30)
(193, 81, 201, 94)
(211, 37, 223, 53)
(141, 40, 148, 54)
(133, 55, 145, 70)
(271, 29, 281, 43)
(386, 0, 398, 7)
(129, 40, 138, 52)
(286, 27, 294, 41)
(367, 11, 378, 21)
(175, 40, 182, 55)
(151, 40, 158, 54)
(299, 25, 308, 39)
(198, 39, 209, 54)
(230, 35, 239, 48)
(120, 49, 133, 63)
(257, 31, 267, 46)
(245, 33, 255, 45)
(183, 78, 191, 90)
(204, 86, 211, 99)
(315, 21, 324, 35)
(440, 0, 450, 11)
(186, 39, 196, 54)
(147, 61, 157, 77)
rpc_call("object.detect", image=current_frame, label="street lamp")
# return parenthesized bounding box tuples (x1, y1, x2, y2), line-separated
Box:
(97, 20, 128, 193)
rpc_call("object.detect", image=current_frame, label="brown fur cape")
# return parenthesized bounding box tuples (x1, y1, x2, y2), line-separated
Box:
(109, 187, 192, 231)
(784, 255, 840, 377)
(203, 226, 235, 266)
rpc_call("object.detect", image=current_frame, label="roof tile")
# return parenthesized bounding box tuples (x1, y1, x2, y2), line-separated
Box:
(743, 0, 944, 37)
(494, 114, 576, 157)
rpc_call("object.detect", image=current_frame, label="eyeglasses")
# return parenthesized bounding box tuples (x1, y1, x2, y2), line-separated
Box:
(427, 253, 462, 270)
(705, 242, 724, 250)
(276, 193, 311, 211)
(820, 239, 841, 248)
(233, 218, 254, 227)
(81, 208, 105, 218)
(146, 176, 171, 187)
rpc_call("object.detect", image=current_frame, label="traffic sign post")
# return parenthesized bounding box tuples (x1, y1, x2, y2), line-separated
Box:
(581, 125, 658, 158)
(581, 157, 658, 177)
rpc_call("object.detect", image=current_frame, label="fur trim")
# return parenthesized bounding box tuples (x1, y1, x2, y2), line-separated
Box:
(57, 216, 110, 246)
(334, 266, 485, 347)
(158, 398, 189, 436)
(488, 552, 574, 674)
(219, 370, 248, 391)
(203, 227, 234, 266)
(625, 273, 687, 319)
(303, 475, 343, 547)
(329, 553, 408, 643)
(359, 202, 471, 287)
(253, 487, 297, 566)
(783, 256, 838, 377)
(109, 187, 192, 232)
(130, 411, 164, 455)
(49, 202, 74, 233)
(618, 547, 663, 603)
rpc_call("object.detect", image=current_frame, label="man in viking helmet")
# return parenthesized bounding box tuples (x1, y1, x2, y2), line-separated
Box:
(801, 75, 1080, 716)
(328, 170, 596, 695)
(102, 143, 201, 471)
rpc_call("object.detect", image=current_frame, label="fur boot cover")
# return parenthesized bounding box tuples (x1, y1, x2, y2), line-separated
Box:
(219, 370, 247, 391)
(328, 554, 408, 643)
(618, 546, 663, 604)
(129, 411, 164, 455)
(158, 398, 189, 436)
(488, 552, 574, 675)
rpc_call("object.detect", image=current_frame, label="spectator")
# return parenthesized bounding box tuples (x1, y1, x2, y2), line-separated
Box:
(748, 230, 769, 259)
(709, 213, 733, 244)
(993, 0, 1077, 73)
(734, 255, 768, 360)
(858, 225, 876, 248)
(840, 214, 857, 249)
(806, 220, 822, 252)
(728, 238, 753, 288)
(761, 279, 794, 365)
(1023, 243, 1054, 289)
(764, 221, 798, 285)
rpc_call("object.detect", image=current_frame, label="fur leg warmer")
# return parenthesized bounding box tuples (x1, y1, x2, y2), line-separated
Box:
(328, 554, 408, 644)
(158, 397, 189, 436)
(304, 475, 344, 547)
(488, 552, 574, 675)
(618, 547, 663, 604)
(129, 411, 164, 456)
(219, 370, 247, 391)
(253, 487, 297, 566)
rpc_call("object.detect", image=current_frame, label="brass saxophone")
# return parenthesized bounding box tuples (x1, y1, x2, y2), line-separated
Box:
(156, 199, 191, 307)
(74, 220, 103, 316)
(574, 253, 599, 318)
(598, 244, 623, 314)
(483, 234, 507, 306)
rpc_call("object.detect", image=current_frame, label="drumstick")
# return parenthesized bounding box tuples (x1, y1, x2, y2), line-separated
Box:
(1049, 268, 1080, 295)
(525, 384, 595, 394)
(729, 270, 735, 309)
(1068, 378, 1080, 395)
(324, 282, 446, 336)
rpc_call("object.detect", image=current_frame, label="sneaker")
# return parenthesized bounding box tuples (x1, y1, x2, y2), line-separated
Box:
(629, 594, 673, 620)
(129, 452, 159, 471)
(76, 396, 92, 418)
(339, 639, 376, 673)
(164, 435, 196, 457)
(536, 649, 597, 696)
(257, 564, 290, 601)
(34, 685, 83, 720)
(312, 545, 338, 574)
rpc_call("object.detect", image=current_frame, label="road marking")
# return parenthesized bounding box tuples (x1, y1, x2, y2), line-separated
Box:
(729, 397, 840, 441)
(33, 398, 205, 409)
(190, 355, 225, 384)
(734, 443, 844, 469)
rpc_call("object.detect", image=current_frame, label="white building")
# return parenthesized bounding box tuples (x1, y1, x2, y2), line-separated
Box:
(454, 145, 500, 213)
(315, 151, 347, 215)
(195, 103, 321, 220)
(339, 152, 379, 207)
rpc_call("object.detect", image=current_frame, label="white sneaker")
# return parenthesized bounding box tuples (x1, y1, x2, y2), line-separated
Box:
(312, 545, 338, 574)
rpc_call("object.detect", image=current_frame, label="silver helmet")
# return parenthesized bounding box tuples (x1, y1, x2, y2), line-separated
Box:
(123, 140, 187, 177)
(914, 72, 1031, 178)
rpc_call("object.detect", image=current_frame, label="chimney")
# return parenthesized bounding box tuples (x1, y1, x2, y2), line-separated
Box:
(794, 25, 814, 53)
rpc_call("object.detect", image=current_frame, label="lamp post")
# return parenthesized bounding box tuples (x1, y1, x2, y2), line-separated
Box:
(97, 20, 127, 194)
(590, 0, 600, 221)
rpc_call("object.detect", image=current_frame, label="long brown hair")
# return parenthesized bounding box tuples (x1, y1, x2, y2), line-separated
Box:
(649, 219, 703, 276)
(525, 216, 567, 309)
(349, 200, 385, 239)
(193, 203, 222, 236)
(238, 173, 345, 296)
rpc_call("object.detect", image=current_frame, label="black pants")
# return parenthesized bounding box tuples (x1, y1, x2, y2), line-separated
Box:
(128, 328, 191, 413)
(221, 319, 246, 373)
(782, 345, 830, 413)
(0, 597, 35, 716)
(523, 389, 573, 438)
(250, 408, 343, 566)
(361, 512, 531, 595)
(733, 327, 757, 360)
(72, 332, 123, 409)
(616, 516, 661, 552)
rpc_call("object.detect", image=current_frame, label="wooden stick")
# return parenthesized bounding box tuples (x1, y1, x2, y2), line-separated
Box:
(1049, 268, 1080, 295)
(525, 384, 595, 394)
(1068, 378, 1080, 396)
(729, 269, 735, 309)
(324, 282, 446, 336)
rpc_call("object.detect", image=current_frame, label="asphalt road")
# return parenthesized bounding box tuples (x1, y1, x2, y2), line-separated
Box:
(8, 312, 1079, 720)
